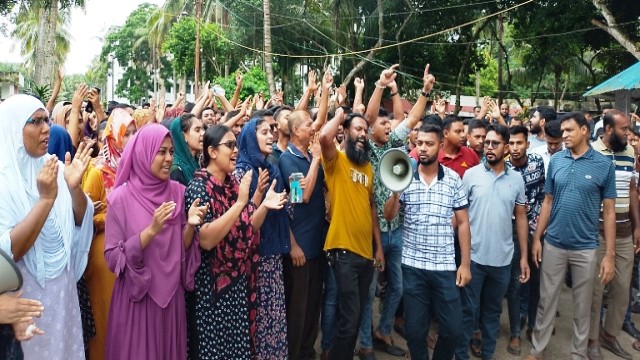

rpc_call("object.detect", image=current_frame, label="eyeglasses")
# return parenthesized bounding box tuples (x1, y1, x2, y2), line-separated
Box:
(483, 140, 503, 148)
(25, 116, 49, 126)
(216, 140, 237, 151)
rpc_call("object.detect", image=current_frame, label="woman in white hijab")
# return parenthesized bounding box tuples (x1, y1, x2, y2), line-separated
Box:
(0, 94, 95, 360)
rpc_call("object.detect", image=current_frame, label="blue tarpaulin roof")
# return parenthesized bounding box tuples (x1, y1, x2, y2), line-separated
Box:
(584, 61, 640, 99)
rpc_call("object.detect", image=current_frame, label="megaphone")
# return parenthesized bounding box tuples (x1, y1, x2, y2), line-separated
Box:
(378, 148, 414, 192)
(0, 249, 22, 294)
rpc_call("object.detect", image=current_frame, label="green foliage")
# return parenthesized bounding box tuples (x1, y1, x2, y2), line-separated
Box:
(30, 84, 52, 100)
(162, 18, 232, 79)
(212, 66, 268, 99)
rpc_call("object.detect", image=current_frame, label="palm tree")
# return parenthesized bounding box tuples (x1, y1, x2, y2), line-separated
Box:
(12, 1, 72, 81)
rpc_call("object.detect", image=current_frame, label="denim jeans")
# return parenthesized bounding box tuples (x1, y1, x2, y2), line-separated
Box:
(327, 249, 374, 360)
(358, 227, 404, 348)
(520, 236, 541, 331)
(403, 265, 461, 360)
(456, 261, 511, 360)
(321, 260, 338, 351)
(506, 238, 522, 337)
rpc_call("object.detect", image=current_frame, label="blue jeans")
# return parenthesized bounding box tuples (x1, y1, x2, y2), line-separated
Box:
(456, 261, 511, 360)
(358, 227, 404, 348)
(321, 261, 338, 351)
(506, 241, 522, 337)
(403, 265, 461, 360)
(327, 249, 374, 360)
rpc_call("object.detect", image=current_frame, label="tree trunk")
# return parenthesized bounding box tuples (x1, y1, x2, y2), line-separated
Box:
(591, 0, 640, 60)
(263, 0, 276, 96)
(497, 14, 504, 105)
(34, 3, 57, 87)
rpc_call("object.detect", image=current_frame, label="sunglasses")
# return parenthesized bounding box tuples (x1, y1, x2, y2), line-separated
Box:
(483, 140, 503, 148)
(25, 116, 49, 126)
(216, 140, 237, 151)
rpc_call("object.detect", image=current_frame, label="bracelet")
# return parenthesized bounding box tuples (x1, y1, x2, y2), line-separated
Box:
(374, 81, 386, 90)
(390, 91, 398, 97)
(421, 90, 430, 98)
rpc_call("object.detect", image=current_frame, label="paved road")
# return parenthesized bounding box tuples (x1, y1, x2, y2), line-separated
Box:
(316, 285, 640, 359)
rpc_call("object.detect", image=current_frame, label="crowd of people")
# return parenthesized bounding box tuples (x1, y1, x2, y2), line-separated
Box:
(0, 62, 639, 360)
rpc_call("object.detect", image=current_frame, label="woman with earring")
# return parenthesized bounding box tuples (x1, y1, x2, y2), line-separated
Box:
(185, 124, 286, 359)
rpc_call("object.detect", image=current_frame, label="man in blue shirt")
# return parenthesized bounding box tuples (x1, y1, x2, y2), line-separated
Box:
(455, 124, 530, 360)
(526, 112, 617, 360)
(279, 110, 327, 360)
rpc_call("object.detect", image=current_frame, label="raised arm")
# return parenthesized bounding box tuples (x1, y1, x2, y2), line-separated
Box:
(389, 81, 404, 128)
(297, 70, 318, 111)
(312, 69, 333, 132)
(406, 64, 436, 131)
(46, 68, 63, 113)
(191, 81, 210, 118)
(319, 107, 345, 162)
(353, 77, 365, 111)
(230, 73, 243, 108)
(365, 64, 398, 127)
(69, 84, 88, 148)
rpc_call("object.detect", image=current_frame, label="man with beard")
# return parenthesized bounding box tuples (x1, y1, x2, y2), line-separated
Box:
(320, 108, 384, 360)
(526, 112, 616, 360)
(455, 124, 530, 360)
(467, 120, 487, 162)
(439, 115, 479, 178)
(587, 109, 639, 360)
(501, 102, 513, 124)
(201, 107, 216, 126)
(384, 124, 471, 360)
(530, 120, 563, 173)
(356, 64, 434, 359)
(504, 126, 545, 356)
(528, 106, 556, 149)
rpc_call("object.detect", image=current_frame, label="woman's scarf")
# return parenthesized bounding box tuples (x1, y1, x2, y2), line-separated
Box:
(170, 117, 199, 184)
(48, 124, 75, 160)
(94, 108, 136, 194)
(0, 94, 93, 287)
(52, 104, 73, 127)
(235, 118, 290, 256)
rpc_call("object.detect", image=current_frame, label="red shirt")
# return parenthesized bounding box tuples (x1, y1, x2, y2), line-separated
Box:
(438, 146, 479, 178)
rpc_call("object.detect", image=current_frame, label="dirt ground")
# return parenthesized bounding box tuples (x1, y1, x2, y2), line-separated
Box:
(316, 285, 640, 359)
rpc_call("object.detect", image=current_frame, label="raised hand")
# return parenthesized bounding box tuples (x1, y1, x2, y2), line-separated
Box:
(236, 72, 243, 88)
(308, 70, 319, 93)
(237, 170, 253, 206)
(378, 64, 399, 87)
(423, 63, 436, 93)
(255, 168, 270, 195)
(337, 84, 347, 106)
(37, 157, 59, 201)
(262, 180, 287, 210)
(187, 198, 209, 226)
(72, 84, 89, 109)
(434, 98, 447, 115)
(64, 140, 94, 190)
(333, 106, 345, 123)
(322, 69, 334, 90)
(354, 77, 364, 90)
(149, 201, 177, 235)
(256, 93, 265, 110)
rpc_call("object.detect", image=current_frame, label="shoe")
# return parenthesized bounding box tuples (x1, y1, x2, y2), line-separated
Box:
(507, 337, 521, 356)
(470, 333, 482, 358)
(599, 333, 633, 360)
(587, 344, 604, 360)
(372, 336, 406, 357)
(623, 322, 640, 340)
(358, 349, 376, 360)
(631, 302, 640, 314)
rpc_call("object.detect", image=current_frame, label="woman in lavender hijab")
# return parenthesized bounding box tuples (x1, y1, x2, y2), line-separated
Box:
(104, 124, 207, 360)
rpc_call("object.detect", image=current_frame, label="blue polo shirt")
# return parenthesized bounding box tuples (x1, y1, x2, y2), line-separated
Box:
(545, 147, 616, 250)
(463, 163, 526, 267)
(278, 144, 327, 259)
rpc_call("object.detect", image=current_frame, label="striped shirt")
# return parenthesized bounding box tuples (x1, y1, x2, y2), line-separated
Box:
(545, 147, 617, 250)
(400, 164, 468, 271)
(592, 138, 636, 237)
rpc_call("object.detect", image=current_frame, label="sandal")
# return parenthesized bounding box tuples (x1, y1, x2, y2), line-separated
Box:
(470, 332, 482, 358)
(507, 337, 521, 356)
(373, 336, 406, 357)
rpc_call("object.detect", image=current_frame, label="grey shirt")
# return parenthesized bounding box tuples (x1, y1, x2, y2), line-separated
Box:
(463, 163, 526, 267)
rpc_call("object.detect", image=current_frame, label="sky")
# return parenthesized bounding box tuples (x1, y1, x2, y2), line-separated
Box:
(0, 0, 165, 74)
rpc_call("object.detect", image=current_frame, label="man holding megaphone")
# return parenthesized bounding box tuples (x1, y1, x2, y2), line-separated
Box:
(384, 123, 472, 360)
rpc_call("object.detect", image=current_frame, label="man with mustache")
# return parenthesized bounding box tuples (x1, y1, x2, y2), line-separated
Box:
(320, 107, 384, 360)
(587, 109, 639, 360)
(455, 124, 530, 360)
(384, 123, 472, 360)
(528, 106, 557, 149)
(527, 112, 616, 360)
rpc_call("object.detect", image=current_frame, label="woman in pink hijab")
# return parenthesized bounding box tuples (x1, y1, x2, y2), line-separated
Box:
(104, 124, 207, 360)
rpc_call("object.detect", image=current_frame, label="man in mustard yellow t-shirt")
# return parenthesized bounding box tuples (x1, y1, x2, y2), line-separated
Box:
(320, 108, 384, 360)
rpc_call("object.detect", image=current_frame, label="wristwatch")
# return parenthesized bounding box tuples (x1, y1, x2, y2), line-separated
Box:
(421, 90, 430, 98)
